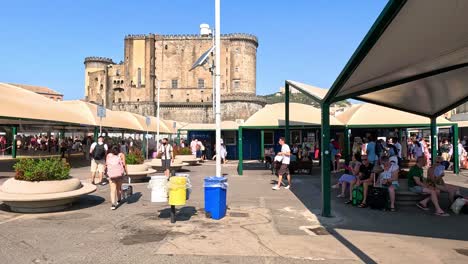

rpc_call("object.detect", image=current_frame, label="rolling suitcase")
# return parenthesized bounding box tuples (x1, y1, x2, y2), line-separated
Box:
(367, 174, 388, 210)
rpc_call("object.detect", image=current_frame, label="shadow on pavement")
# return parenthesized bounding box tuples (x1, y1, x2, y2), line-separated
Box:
(158, 206, 197, 221)
(126, 192, 142, 204)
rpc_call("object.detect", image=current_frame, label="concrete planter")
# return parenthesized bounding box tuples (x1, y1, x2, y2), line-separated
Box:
(175, 155, 200, 166)
(145, 159, 188, 172)
(0, 178, 96, 213)
(126, 164, 156, 182)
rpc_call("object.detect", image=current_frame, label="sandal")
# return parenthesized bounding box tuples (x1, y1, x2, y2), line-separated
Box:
(345, 200, 352, 204)
(389, 207, 396, 212)
(434, 212, 449, 217)
(336, 194, 345, 198)
(416, 203, 429, 211)
(358, 203, 368, 208)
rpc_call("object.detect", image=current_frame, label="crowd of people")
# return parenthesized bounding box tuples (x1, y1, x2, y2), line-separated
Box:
(332, 135, 464, 216)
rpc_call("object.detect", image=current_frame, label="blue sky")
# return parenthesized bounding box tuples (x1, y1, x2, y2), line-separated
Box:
(0, 0, 387, 100)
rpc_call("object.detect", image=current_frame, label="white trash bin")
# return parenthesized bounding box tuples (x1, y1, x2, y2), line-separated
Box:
(148, 175, 168, 203)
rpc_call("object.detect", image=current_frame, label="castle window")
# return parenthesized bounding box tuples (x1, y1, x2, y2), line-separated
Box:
(100, 84, 103, 90)
(170, 94, 174, 99)
(235, 67, 239, 72)
(201, 99, 204, 102)
(116, 69, 120, 76)
(171, 79, 178, 89)
(118, 98, 122, 103)
(95, 77, 98, 81)
(137, 68, 142, 88)
(165, 45, 168, 50)
(135, 105, 138, 109)
(112, 100, 115, 103)
(233, 80, 240, 89)
(186, 99, 189, 102)
(137, 99, 140, 102)
(198, 78, 205, 89)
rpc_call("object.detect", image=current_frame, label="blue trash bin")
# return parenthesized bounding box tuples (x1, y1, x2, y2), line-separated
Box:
(204, 176, 228, 220)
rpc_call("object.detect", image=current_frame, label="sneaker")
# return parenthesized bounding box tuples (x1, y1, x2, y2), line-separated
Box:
(111, 204, 117, 210)
(272, 186, 281, 190)
(285, 185, 291, 190)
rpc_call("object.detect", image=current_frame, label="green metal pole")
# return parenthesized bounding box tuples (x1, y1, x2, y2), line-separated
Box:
(260, 130, 265, 160)
(285, 82, 290, 144)
(321, 103, 331, 217)
(453, 124, 459, 174)
(176, 130, 181, 146)
(11, 126, 17, 159)
(237, 127, 243, 175)
(344, 126, 350, 164)
(93, 127, 99, 142)
(430, 117, 438, 164)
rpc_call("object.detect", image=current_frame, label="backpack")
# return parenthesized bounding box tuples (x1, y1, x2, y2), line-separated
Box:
(352, 186, 364, 206)
(107, 154, 124, 178)
(93, 144, 106, 160)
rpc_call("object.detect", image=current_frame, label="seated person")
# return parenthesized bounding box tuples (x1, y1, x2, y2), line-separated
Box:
(428, 156, 461, 204)
(332, 154, 361, 203)
(378, 156, 399, 212)
(355, 155, 375, 208)
(408, 156, 449, 216)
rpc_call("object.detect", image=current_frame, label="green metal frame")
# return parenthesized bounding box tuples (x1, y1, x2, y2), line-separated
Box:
(260, 130, 265, 160)
(344, 126, 351, 163)
(453, 124, 460, 174)
(237, 127, 243, 175)
(11, 126, 17, 159)
(321, 103, 331, 217)
(93, 127, 99, 142)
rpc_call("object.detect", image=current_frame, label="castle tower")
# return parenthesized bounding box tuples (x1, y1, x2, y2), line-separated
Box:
(84, 57, 114, 106)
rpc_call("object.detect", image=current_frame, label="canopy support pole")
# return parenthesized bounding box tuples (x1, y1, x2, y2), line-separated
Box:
(93, 127, 99, 142)
(344, 126, 350, 164)
(260, 130, 265, 160)
(12, 126, 17, 159)
(452, 124, 459, 174)
(321, 103, 331, 217)
(285, 82, 290, 144)
(430, 118, 438, 165)
(237, 127, 243, 175)
(176, 130, 181, 146)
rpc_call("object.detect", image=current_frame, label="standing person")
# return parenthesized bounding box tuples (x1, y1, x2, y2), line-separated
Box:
(106, 145, 127, 210)
(158, 138, 174, 178)
(180, 139, 186, 148)
(90, 136, 108, 185)
(199, 140, 206, 160)
(393, 138, 402, 166)
(120, 140, 128, 155)
(413, 139, 424, 160)
(458, 139, 466, 168)
(273, 137, 292, 190)
(190, 138, 198, 155)
(366, 136, 377, 166)
(220, 143, 228, 164)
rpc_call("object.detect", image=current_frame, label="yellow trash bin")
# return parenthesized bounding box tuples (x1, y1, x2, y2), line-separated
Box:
(168, 176, 187, 206)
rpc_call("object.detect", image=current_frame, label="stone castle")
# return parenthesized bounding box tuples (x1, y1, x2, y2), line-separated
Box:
(84, 33, 266, 123)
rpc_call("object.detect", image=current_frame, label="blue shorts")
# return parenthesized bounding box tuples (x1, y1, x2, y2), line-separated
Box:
(382, 183, 399, 190)
(410, 186, 424, 193)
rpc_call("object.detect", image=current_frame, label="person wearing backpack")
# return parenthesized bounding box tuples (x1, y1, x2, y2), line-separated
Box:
(158, 138, 174, 178)
(90, 136, 108, 185)
(106, 145, 127, 210)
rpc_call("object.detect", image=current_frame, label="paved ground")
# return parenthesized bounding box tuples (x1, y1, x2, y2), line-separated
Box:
(0, 157, 468, 263)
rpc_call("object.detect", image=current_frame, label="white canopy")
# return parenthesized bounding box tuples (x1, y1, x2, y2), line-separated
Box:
(324, 0, 468, 117)
(243, 103, 343, 127)
(180, 121, 239, 131)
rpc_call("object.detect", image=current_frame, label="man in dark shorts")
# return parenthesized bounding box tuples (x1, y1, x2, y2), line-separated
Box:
(273, 137, 292, 190)
(355, 155, 374, 208)
(158, 138, 174, 178)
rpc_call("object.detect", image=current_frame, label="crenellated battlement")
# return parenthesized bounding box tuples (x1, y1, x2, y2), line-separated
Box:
(84, 57, 114, 64)
(125, 33, 258, 46)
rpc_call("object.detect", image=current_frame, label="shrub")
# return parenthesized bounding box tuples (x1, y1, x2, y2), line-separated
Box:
(126, 148, 145, 165)
(174, 147, 192, 156)
(14, 158, 71, 182)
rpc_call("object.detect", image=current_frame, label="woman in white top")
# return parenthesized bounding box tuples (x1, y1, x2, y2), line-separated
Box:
(379, 156, 399, 212)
